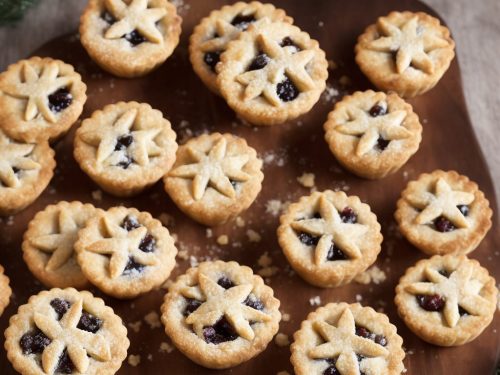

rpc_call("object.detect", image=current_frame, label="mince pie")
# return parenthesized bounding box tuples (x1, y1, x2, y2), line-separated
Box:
(0, 129, 56, 216)
(75, 206, 177, 298)
(0, 264, 12, 317)
(80, 0, 182, 77)
(291, 302, 405, 375)
(324, 90, 422, 179)
(217, 18, 328, 126)
(4, 288, 129, 375)
(395, 255, 498, 346)
(355, 11, 455, 98)
(161, 260, 281, 369)
(22, 201, 101, 289)
(395, 170, 492, 255)
(74, 101, 178, 197)
(0, 57, 87, 143)
(189, 1, 292, 94)
(277, 190, 383, 288)
(164, 132, 263, 226)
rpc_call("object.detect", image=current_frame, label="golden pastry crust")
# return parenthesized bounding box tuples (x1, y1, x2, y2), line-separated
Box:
(74, 101, 178, 197)
(0, 264, 12, 317)
(75, 206, 177, 299)
(291, 302, 405, 375)
(324, 90, 422, 179)
(80, 0, 182, 77)
(161, 260, 281, 369)
(355, 11, 455, 98)
(0, 129, 56, 216)
(22, 201, 101, 289)
(217, 19, 328, 126)
(0, 56, 87, 143)
(189, 1, 292, 94)
(164, 132, 263, 226)
(395, 170, 492, 255)
(395, 255, 498, 346)
(277, 190, 383, 288)
(4, 288, 129, 375)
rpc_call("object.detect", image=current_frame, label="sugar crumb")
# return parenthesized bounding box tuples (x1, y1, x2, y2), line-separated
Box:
(322, 83, 340, 102)
(206, 228, 213, 238)
(355, 294, 363, 302)
(309, 296, 321, 306)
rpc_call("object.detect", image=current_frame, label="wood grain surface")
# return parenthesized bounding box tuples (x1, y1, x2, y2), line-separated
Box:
(0, 1, 499, 374)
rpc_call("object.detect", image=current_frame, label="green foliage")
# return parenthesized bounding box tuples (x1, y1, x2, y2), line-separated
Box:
(0, 0, 39, 26)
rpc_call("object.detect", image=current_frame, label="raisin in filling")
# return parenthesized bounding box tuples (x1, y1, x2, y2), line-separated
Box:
(416, 294, 445, 311)
(121, 215, 141, 231)
(434, 216, 455, 232)
(243, 295, 264, 311)
(340, 206, 357, 224)
(125, 30, 146, 46)
(297, 232, 319, 246)
(50, 298, 71, 320)
(230, 14, 255, 30)
(376, 137, 390, 151)
(123, 257, 145, 275)
(203, 51, 221, 72)
(184, 298, 202, 316)
(323, 358, 340, 375)
(115, 134, 134, 151)
(248, 53, 270, 71)
(277, 77, 299, 102)
(48, 88, 73, 113)
(20, 328, 51, 355)
(102, 11, 116, 25)
(458, 306, 469, 316)
(139, 234, 156, 253)
(369, 103, 387, 117)
(326, 243, 347, 261)
(457, 204, 469, 216)
(217, 276, 235, 289)
(280, 36, 301, 52)
(203, 316, 238, 344)
(56, 349, 75, 374)
(77, 311, 103, 333)
(355, 325, 387, 346)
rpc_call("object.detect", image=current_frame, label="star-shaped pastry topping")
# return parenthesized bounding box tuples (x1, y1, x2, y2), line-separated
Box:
(308, 308, 388, 373)
(80, 108, 163, 169)
(367, 16, 450, 74)
(291, 196, 367, 265)
(199, 18, 241, 54)
(169, 137, 251, 200)
(84, 216, 157, 278)
(182, 273, 270, 341)
(29, 209, 79, 271)
(34, 299, 110, 374)
(236, 33, 315, 106)
(405, 263, 490, 327)
(0, 132, 40, 188)
(1, 60, 74, 122)
(104, 0, 167, 43)
(406, 178, 474, 228)
(336, 105, 410, 156)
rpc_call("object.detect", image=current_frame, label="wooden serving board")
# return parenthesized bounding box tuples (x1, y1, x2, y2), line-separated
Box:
(0, 1, 498, 374)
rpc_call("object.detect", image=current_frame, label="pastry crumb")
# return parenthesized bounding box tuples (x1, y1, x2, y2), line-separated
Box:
(159, 341, 175, 354)
(339, 75, 351, 86)
(257, 252, 278, 277)
(328, 59, 337, 70)
(216, 235, 229, 245)
(206, 228, 213, 238)
(91, 189, 103, 201)
(354, 266, 387, 285)
(281, 312, 290, 322)
(322, 83, 340, 102)
(297, 172, 315, 188)
(265, 199, 290, 217)
(355, 294, 363, 302)
(309, 296, 321, 306)
(246, 229, 261, 242)
(258, 252, 273, 268)
(236, 216, 245, 227)
(147, 354, 153, 361)
(177, 249, 189, 261)
(258, 266, 279, 278)
(274, 333, 290, 347)
(128, 354, 141, 367)
(158, 212, 175, 227)
(189, 255, 199, 267)
(144, 311, 161, 329)
(128, 320, 142, 333)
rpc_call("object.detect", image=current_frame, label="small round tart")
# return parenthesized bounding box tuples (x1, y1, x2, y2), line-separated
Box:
(291, 302, 405, 375)
(80, 0, 182, 77)
(74, 101, 178, 197)
(22, 201, 101, 289)
(395, 255, 498, 346)
(4, 288, 129, 375)
(277, 190, 383, 288)
(395, 170, 492, 255)
(164, 132, 263, 226)
(161, 260, 281, 369)
(355, 11, 455, 98)
(217, 18, 328, 126)
(0, 264, 12, 317)
(0, 129, 56, 216)
(324, 90, 422, 179)
(0, 56, 87, 143)
(189, 1, 292, 94)
(75, 206, 177, 298)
